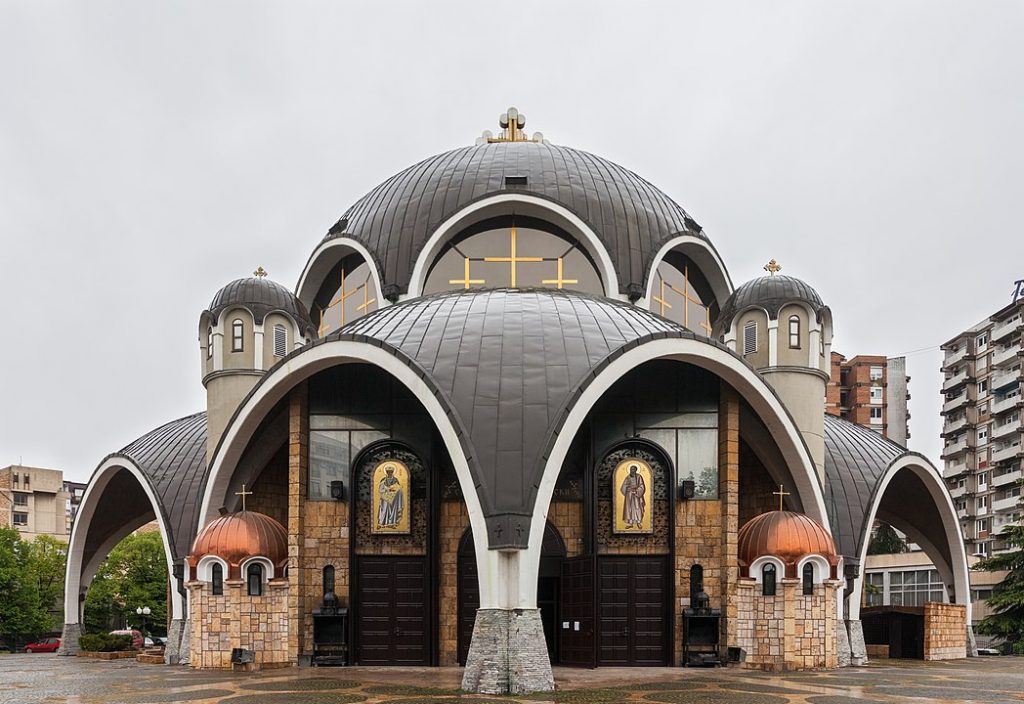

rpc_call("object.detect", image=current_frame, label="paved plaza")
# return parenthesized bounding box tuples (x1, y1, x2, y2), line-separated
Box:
(0, 655, 1021, 704)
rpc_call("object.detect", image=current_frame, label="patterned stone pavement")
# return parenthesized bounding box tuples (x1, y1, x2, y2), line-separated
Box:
(0, 655, 1021, 704)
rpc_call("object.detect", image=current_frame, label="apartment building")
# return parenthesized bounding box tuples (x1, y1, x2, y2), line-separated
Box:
(827, 352, 912, 446)
(62, 480, 87, 535)
(0, 465, 71, 541)
(940, 299, 1023, 558)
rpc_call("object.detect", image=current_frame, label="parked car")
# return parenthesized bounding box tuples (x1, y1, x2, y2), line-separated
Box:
(977, 647, 1001, 656)
(23, 637, 61, 653)
(109, 629, 144, 650)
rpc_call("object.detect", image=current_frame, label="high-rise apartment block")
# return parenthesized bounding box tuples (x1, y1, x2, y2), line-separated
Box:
(0, 465, 72, 541)
(941, 299, 1023, 558)
(827, 352, 911, 446)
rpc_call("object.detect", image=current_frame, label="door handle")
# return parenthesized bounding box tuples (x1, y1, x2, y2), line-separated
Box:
(394, 626, 401, 637)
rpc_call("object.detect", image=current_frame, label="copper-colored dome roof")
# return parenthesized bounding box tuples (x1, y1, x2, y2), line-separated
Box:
(187, 510, 288, 573)
(737, 510, 838, 578)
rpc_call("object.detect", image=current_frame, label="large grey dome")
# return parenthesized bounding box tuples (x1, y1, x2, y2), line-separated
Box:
(207, 276, 316, 336)
(321, 140, 710, 297)
(713, 274, 827, 336)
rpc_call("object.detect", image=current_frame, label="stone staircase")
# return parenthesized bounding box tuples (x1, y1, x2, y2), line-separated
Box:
(137, 647, 166, 664)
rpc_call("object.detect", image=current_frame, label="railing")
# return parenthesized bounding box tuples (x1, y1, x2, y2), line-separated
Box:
(949, 484, 967, 499)
(942, 437, 970, 457)
(942, 370, 970, 392)
(993, 494, 1022, 512)
(943, 416, 968, 435)
(992, 442, 1023, 464)
(943, 392, 969, 413)
(992, 394, 1023, 416)
(992, 317, 1022, 342)
(943, 461, 969, 478)
(942, 346, 969, 368)
(992, 344, 1022, 368)
(992, 416, 1022, 439)
(991, 370, 1021, 393)
(992, 468, 1023, 488)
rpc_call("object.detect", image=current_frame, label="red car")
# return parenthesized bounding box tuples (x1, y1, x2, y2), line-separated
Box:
(24, 637, 60, 653)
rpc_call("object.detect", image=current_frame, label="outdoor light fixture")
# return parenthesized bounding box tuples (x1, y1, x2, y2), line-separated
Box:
(330, 480, 346, 501)
(680, 480, 696, 500)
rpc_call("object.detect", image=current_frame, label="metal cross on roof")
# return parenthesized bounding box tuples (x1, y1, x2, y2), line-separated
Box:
(773, 484, 790, 512)
(235, 484, 253, 512)
(499, 107, 527, 141)
(253, 266, 268, 278)
(763, 259, 782, 276)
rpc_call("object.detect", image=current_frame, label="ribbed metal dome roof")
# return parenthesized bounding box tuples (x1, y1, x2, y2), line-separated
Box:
(207, 276, 316, 335)
(737, 510, 838, 577)
(714, 274, 826, 335)
(188, 510, 288, 571)
(322, 140, 708, 296)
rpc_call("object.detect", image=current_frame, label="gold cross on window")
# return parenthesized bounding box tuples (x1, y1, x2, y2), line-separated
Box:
(449, 258, 485, 289)
(668, 266, 705, 329)
(541, 257, 578, 289)
(319, 269, 361, 335)
(652, 278, 673, 316)
(356, 282, 377, 313)
(484, 226, 542, 288)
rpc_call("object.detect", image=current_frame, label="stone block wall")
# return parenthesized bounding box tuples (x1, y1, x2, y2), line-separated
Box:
(735, 577, 840, 670)
(188, 579, 289, 669)
(299, 499, 349, 650)
(439, 500, 470, 665)
(549, 501, 584, 557)
(923, 602, 967, 660)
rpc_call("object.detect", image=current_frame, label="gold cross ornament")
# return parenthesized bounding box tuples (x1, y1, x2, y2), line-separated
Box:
(484, 225, 542, 287)
(235, 484, 253, 512)
(356, 283, 377, 313)
(542, 257, 578, 289)
(773, 484, 790, 512)
(449, 258, 485, 289)
(652, 278, 673, 316)
(253, 266, 268, 278)
(763, 259, 782, 276)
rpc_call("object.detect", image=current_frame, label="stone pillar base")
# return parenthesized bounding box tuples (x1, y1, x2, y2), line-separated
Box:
(847, 620, 867, 665)
(57, 623, 81, 656)
(461, 608, 554, 695)
(164, 619, 184, 664)
(177, 619, 191, 665)
(966, 623, 978, 657)
(836, 616, 852, 667)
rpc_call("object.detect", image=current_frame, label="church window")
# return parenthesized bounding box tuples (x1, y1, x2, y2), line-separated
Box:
(761, 563, 776, 596)
(211, 563, 223, 595)
(689, 564, 704, 598)
(311, 254, 379, 338)
(273, 325, 287, 357)
(802, 563, 814, 595)
(651, 250, 715, 335)
(743, 321, 757, 355)
(323, 565, 335, 596)
(247, 563, 264, 597)
(422, 215, 602, 296)
(788, 315, 801, 349)
(231, 320, 244, 352)
(207, 328, 213, 358)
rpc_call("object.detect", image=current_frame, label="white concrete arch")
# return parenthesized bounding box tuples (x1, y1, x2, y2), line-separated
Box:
(643, 234, 734, 312)
(749, 556, 787, 583)
(296, 236, 389, 314)
(405, 193, 622, 300)
(847, 454, 971, 621)
(240, 556, 276, 582)
(63, 457, 183, 624)
(195, 555, 229, 583)
(520, 336, 828, 606)
(797, 554, 834, 583)
(198, 340, 506, 607)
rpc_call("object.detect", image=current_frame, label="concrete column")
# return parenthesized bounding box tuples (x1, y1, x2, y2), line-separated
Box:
(847, 619, 867, 665)
(719, 383, 740, 653)
(178, 619, 191, 665)
(57, 623, 81, 656)
(287, 383, 309, 663)
(966, 623, 979, 657)
(461, 608, 553, 694)
(164, 618, 184, 664)
(836, 616, 852, 666)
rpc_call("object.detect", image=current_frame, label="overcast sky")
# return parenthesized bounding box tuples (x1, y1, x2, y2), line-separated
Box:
(2, 2, 1021, 483)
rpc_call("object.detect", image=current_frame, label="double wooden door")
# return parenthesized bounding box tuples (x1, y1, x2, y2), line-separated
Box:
(355, 556, 429, 665)
(559, 555, 669, 666)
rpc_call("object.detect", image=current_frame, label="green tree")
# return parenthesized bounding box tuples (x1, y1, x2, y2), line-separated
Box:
(26, 535, 68, 628)
(974, 520, 1024, 654)
(867, 523, 909, 555)
(83, 531, 167, 636)
(0, 528, 52, 643)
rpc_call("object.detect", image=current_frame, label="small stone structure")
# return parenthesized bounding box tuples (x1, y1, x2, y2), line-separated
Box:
(923, 602, 967, 660)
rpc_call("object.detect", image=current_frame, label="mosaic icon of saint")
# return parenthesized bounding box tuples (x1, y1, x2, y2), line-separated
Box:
(619, 462, 647, 529)
(376, 463, 405, 529)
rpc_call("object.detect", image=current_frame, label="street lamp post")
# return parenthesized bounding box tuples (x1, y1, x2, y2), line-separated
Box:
(136, 606, 151, 637)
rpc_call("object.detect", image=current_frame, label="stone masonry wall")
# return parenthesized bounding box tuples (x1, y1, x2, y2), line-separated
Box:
(923, 602, 967, 660)
(735, 578, 839, 670)
(439, 500, 470, 666)
(188, 579, 289, 669)
(287, 383, 309, 662)
(299, 499, 349, 651)
(548, 501, 584, 558)
(0, 471, 11, 529)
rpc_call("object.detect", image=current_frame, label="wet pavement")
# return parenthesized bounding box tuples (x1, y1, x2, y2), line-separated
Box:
(0, 654, 1021, 704)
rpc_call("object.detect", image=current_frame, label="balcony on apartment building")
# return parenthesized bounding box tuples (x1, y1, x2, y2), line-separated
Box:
(942, 368, 970, 393)
(993, 512, 1021, 532)
(942, 415, 969, 436)
(993, 493, 1022, 513)
(941, 434, 973, 458)
(991, 315, 1022, 343)
(943, 459, 970, 479)
(992, 440, 1023, 464)
(943, 390, 970, 413)
(991, 368, 1022, 393)
(992, 467, 1023, 487)
(992, 393, 1023, 416)
(948, 483, 967, 500)
(992, 343, 1022, 368)
(992, 415, 1022, 439)
(942, 345, 969, 369)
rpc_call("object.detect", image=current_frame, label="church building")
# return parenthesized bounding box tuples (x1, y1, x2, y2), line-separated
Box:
(60, 108, 972, 693)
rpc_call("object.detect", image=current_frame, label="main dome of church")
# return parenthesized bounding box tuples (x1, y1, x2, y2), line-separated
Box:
(320, 139, 710, 296)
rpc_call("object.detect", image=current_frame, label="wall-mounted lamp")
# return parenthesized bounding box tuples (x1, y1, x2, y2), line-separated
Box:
(680, 479, 696, 500)
(330, 480, 346, 501)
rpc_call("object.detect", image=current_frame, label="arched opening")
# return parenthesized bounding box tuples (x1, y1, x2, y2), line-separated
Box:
(457, 521, 567, 665)
(762, 563, 777, 597)
(246, 563, 264, 597)
(802, 563, 814, 595)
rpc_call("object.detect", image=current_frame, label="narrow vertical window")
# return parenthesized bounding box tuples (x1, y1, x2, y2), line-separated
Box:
(789, 315, 801, 349)
(232, 319, 244, 352)
(802, 563, 814, 595)
(273, 324, 287, 357)
(207, 328, 213, 358)
(689, 564, 704, 598)
(323, 565, 336, 596)
(762, 563, 777, 596)
(247, 563, 264, 597)
(743, 320, 757, 355)
(211, 563, 224, 596)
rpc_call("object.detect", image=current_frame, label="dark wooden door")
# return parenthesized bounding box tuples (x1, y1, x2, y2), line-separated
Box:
(457, 543, 479, 665)
(559, 555, 596, 667)
(355, 556, 429, 665)
(597, 556, 668, 666)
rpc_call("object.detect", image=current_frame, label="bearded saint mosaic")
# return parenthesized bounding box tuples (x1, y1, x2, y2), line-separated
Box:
(613, 458, 653, 534)
(371, 459, 410, 534)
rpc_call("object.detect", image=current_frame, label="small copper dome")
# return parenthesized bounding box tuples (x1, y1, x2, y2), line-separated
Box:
(187, 511, 288, 580)
(737, 510, 839, 579)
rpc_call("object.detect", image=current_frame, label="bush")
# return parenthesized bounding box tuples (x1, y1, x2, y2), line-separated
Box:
(79, 633, 133, 652)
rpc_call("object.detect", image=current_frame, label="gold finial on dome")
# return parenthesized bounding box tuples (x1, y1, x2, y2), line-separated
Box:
(235, 483, 253, 511)
(482, 107, 544, 144)
(763, 259, 782, 276)
(253, 266, 268, 278)
(772, 484, 790, 512)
